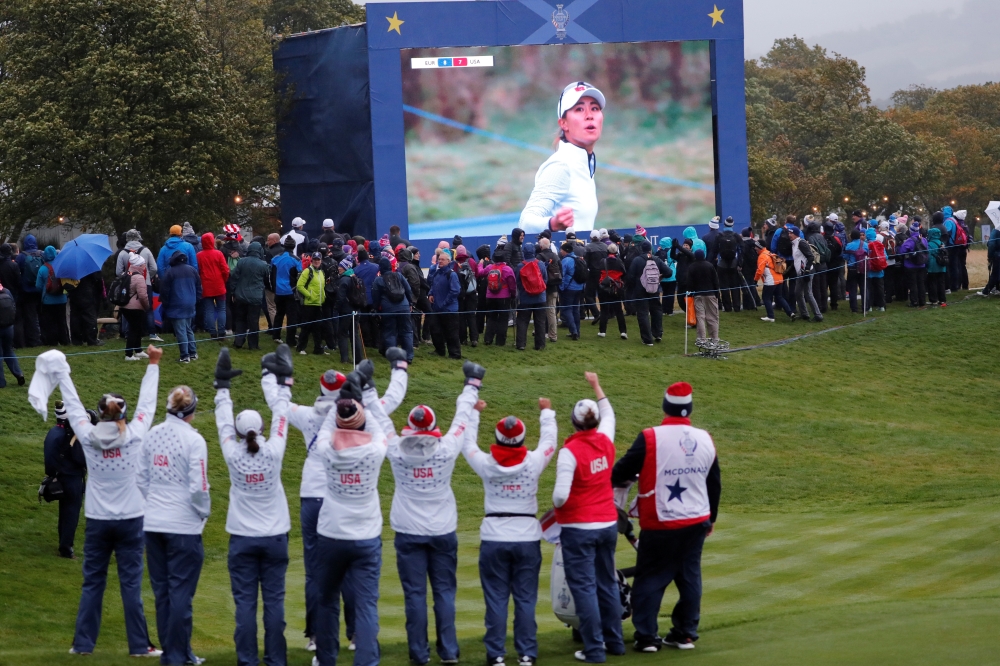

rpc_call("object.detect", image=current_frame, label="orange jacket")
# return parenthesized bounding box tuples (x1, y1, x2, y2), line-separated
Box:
(754, 251, 783, 285)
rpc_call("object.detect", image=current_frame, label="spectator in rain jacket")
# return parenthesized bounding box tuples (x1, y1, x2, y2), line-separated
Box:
(156, 225, 198, 277)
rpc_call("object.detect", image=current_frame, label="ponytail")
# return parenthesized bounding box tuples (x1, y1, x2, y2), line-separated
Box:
(245, 430, 259, 455)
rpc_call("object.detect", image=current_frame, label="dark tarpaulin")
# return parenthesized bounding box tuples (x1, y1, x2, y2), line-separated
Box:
(273, 25, 376, 240)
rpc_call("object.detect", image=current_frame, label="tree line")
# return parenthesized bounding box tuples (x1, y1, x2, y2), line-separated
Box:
(0, 4, 996, 243)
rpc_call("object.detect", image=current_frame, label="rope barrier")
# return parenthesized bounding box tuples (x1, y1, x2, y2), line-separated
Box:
(6, 238, 987, 360)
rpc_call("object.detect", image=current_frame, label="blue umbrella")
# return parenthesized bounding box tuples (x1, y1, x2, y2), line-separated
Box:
(50, 234, 114, 280)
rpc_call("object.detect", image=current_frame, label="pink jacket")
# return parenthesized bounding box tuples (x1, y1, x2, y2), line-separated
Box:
(477, 261, 516, 299)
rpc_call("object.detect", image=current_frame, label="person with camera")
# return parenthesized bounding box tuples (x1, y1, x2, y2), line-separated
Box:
(44, 400, 88, 559)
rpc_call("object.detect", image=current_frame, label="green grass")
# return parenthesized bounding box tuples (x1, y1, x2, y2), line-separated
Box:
(3, 282, 1000, 665)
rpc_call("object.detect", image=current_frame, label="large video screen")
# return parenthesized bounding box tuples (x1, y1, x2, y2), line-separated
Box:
(400, 42, 716, 240)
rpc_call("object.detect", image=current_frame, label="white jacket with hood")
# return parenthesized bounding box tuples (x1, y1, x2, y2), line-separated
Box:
(314, 387, 389, 541)
(54, 362, 159, 521)
(462, 406, 558, 542)
(138, 412, 211, 535)
(373, 384, 479, 536)
(261, 368, 407, 499)
(215, 383, 291, 537)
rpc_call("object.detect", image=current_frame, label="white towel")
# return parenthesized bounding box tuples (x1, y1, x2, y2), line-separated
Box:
(28, 350, 70, 421)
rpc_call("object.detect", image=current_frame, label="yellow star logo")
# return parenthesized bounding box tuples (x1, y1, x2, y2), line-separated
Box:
(386, 11, 404, 35)
(708, 5, 724, 27)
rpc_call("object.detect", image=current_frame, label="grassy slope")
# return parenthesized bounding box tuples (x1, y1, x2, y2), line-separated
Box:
(2, 259, 999, 665)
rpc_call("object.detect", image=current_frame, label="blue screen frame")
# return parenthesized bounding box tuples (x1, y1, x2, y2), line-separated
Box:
(367, 0, 749, 251)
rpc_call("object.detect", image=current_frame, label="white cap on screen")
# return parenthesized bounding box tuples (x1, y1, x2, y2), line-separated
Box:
(558, 81, 606, 118)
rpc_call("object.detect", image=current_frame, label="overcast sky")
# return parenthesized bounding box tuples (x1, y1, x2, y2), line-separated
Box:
(362, 0, 1000, 101)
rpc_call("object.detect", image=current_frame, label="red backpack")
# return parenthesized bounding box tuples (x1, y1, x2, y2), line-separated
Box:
(953, 222, 968, 246)
(519, 259, 546, 295)
(44, 263, 63, 295)
(487, 267, 503, 294)
(868, 241, 888, 272)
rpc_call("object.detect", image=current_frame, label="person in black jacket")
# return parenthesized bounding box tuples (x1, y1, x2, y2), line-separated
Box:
(334, 259, 363, 364)
(45, 400, 89, 558)
(0, 244, 24, 347)
(626, 241, 669, 346)
(671, 239, 695, 312)
(687, 250, 722, 343)
(740, 229, 762, 310)
(67, 271, 104, 346)
(598, 244, 627, 339)
(584, 231, 608, 322)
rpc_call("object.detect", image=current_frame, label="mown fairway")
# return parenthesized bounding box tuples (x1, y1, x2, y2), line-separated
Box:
(2, 256, 999, 665)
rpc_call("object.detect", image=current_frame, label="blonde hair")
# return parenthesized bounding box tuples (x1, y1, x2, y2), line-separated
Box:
(98, 394, 127, 433)
(167, 386, 196, 416)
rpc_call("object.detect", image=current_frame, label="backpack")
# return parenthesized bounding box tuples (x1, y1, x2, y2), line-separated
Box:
(828, 235, 843, 259)
(934, 243, 948, 266)
(23, 253, 43, 288)
(572, 256, 589, 284)
(347, 274, 367, 309)
(545, 254, 562, 285)
(851, 243, 867, 276)
(519, 259, 546, 296)
(487, 267, 503, 294)
(868, 241, 888, 272)
(640, 259, 661, 294)
(599, 270, 624, 298)
(911, 237, 928, 266)
(43, 263, 63, 295)
(776, 231, 792, 257)
(771, 253, 787, 276)
(38, 475, 64, 503)
(108, 272, 134, 307)
(0, 288, 15, 328)
(811, 237, 831, 264)
(716, 232, 739, 268)
(458, 263, 476, 295)
(382, 271, 405, 303)
(953, 222, 968, 246)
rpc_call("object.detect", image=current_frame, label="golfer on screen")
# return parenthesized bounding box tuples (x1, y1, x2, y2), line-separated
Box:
(519, 81, 605, 234)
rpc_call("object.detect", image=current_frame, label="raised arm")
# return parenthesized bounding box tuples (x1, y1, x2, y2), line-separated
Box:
(267, 388, 291, 460)
(534, 398, 558, 470)
(585, 372, 615, 441)
(381, 349, 410, 415)
(214, 388, 238, 462)
(128, 347, 161, 440)
(444, 362, 486, 454)
(460, 398, 489, 477)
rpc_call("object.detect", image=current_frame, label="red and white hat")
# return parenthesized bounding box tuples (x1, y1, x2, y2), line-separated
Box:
(664, 382, 693, 417)
(223, 223, 242, 240)
(407, 405, 437, 432)
(495, 416, 526, 447)
(320, 370, 347, 396)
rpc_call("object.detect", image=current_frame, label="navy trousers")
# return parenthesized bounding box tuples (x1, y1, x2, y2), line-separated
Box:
(379, 310, 414, 362)
(630, 523, 709, 643)
(394, 531, 460, 664)
(228, 534, 289, 666)
(479, 540, 542, 661)
(314, 535, 382, 666)
(301, 499, 356, 642)
(72, 517, 153, 655)
(560, 526, 624, 662)
(145, 531, 204, 665)
(58, 474, 85, 556)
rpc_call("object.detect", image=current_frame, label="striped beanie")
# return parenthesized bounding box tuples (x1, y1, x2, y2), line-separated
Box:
(495, 416, 526, 447)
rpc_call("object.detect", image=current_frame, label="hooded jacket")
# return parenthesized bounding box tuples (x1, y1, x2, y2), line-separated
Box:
(214, 386, 291, 537)
(374, 385, 480, 536)
(231, 242, 269, 304)
(480, 259, 517, 299)
(508, 228, 525, 267)
(462, 406, 558, 542)
(656, 238, 677, 283)
(271, 250, 299, 297)
(16, 234, 43, 293)
(159, 251, 202, 319)
(196, 233, 230, 298)
(354, 258, 379, 305)
(55, 362, 159, 520)
(116, 239, 158, 286)
(314, 389, 389, 541)
(514, 244, 548, 305)
(927, 228, 947, 273)
(156, 235, 198, 277)
(36, 246, 68, 305)
(864, 229, 885, 278)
